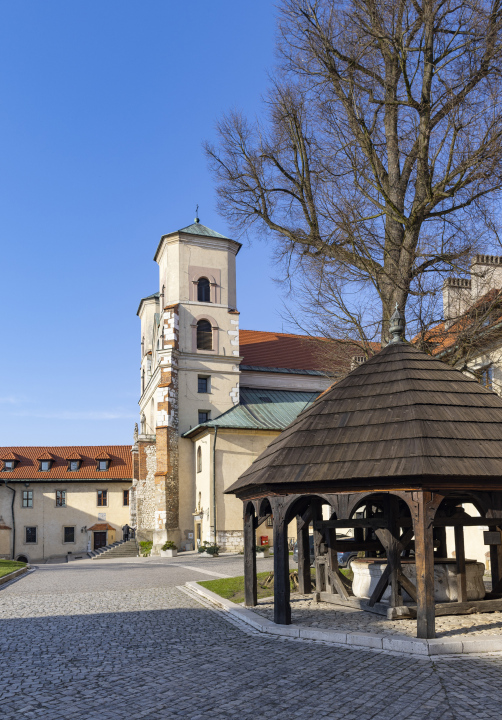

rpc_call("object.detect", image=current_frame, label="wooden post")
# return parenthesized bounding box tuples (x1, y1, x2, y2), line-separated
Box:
(454, 524, 467, 603)
(435, 527, 447, 559)
(243, 505, 257, 607)
(489, 529, 502, 593)
(312, 501, 325, 592)
(414, 491, 436, 639)
(297, 514, 312, 595)
(487, 498, 502, 593)
(273, 511, 291, 625)
(387, 495, 403, 608)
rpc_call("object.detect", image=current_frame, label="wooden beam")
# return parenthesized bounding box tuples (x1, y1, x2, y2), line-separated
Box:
(326, 528, 350, 600)
(296, 514, 311, 595)
(256, 513, 271, 528)
(334, 540, 382, 551)
(273, 511, 291, 625)
(296, 506, 313, 533)
(367, 564, 392, 607)
(312, 501, 326, 593)
(397, 569, 418, 602)
(243, 509, 257, 607)
(314, 518, 389, 530)
(454, 524, 467, 603)
(414, 491, 436, 639)
(432, 516, 502, 527)
(435, 527, 447, 558)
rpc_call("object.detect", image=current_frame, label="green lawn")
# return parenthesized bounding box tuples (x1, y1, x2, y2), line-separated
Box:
(199, 569, 316, 604)
(199, 567, 353, 604)
(0, 559, 26, 579)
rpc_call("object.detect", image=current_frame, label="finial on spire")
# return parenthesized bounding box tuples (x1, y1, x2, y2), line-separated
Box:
(194, 204, 199, 223)
(388, 303, 406, 344)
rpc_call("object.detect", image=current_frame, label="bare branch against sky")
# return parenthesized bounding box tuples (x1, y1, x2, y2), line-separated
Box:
(206, 0, 502, 345)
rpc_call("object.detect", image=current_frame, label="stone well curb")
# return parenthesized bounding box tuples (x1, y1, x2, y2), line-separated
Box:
(186, 580, 502, 656)
(0, 565, 30, 587)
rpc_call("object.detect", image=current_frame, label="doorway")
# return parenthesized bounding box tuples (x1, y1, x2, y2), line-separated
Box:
(195, 522, 201, 549)
(93, 532, 107, 550)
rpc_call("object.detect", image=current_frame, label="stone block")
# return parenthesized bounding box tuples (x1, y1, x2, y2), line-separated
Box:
(347, 632, 383, 649)
(229, 607, 275, 632)
(265, 624, 301, 638)
(299, 627, 348, 644)
(382, 636, 429, 655)
(427, 639, 463, 655)
(461, 636, 502, 654)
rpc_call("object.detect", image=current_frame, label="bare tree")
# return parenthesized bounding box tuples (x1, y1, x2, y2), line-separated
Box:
(206, 0, 502, 343)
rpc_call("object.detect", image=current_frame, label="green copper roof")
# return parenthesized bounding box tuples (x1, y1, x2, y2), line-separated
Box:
(183, 387, 319, 437)
(178, 222, 229, 239)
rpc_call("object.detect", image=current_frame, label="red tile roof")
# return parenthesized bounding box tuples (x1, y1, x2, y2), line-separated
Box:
(88, 523, 115, 531)
(422, 288, 502, 355)
(239, 330, 378, 374)
(0, 446, 132, 480)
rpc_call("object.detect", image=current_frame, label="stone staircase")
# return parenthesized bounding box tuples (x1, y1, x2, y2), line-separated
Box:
(90, 539, 139, 559)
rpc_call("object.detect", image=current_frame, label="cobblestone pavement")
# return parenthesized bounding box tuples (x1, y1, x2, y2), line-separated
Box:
(253, 594, 502, 638)
(1, 557, 502, 720)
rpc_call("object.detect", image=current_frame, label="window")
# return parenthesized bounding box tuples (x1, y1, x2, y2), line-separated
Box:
(25, 526, 37, 543)
(480, 366, 493, 390)
(197, 277, 211, 303)
(39, 460, 51, 471)
(266, 516, 273, 527)
(197, 446, 202, 473)
(198, 411, 210, 424)
(123, 489, 129, 506)
(3, 460, 15, 472)
(97, 490, 108, 507)
(196, 320, 213, 350)
(56, 490, 66, 507)
(22, 490, 33, 508)
(97, 460, 109, 471)
(68, 460, 80, 472)
(64, 526, 75, 543)
(198, 376, 209, 393)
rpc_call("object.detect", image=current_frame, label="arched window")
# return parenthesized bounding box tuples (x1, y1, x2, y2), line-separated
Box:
(197, 446, 202, 473)
(197, 277, 211, 303)
(197, 319, 213, 350)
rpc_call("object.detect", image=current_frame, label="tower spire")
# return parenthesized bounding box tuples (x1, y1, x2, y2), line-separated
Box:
(194, 204, 199, 223)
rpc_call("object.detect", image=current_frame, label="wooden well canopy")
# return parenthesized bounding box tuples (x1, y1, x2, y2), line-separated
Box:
(227, 308, 502, 639)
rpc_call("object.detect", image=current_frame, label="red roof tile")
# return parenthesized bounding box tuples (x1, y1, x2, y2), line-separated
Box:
(0, 446, 132, 481)
(88, 523, 115, 531)
(239, 330, 378, 374)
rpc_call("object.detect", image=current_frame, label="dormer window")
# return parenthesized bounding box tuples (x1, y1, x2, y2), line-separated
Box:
(68, 460, 81, 472)
(2, 460, 15, 472)
(39, 460, 52, 472)
(97, 459, 109, 471)
(197, 277, 211, 303)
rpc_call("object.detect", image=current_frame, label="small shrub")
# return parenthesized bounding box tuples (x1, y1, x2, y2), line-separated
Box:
(198, 541, 220, 556)
(139, 540, 153, 557)
(255, 545, 269, 553)
(161, 540, 177, 551)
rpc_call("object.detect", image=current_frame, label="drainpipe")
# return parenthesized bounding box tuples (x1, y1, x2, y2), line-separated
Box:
(213, 427, 218, 546)
(2, 481, 15, 560)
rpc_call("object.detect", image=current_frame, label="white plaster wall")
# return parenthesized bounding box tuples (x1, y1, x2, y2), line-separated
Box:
(1, 482, 131, 562)
(445, 504, 489, 568)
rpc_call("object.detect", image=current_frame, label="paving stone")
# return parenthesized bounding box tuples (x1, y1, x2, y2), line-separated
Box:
(0, 557, 502, 719)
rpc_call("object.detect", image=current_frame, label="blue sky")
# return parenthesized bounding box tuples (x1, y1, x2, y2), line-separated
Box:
(0, 1, 286, 445)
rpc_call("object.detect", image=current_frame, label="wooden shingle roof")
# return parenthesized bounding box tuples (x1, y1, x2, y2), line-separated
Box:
(227, 342, 502, 497)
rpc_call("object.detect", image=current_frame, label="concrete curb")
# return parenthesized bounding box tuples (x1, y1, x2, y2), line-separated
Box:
(186, 581, 502, 656)
(0, 565, 29, 587)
